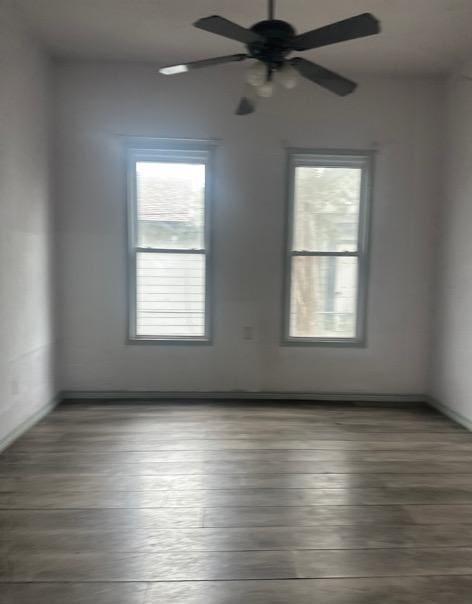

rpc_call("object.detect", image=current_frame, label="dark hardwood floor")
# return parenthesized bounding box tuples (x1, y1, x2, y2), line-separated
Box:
(2, 400, 472, 602)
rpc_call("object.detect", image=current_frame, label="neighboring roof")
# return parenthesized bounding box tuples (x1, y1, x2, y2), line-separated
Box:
(138, 178, 203, 223)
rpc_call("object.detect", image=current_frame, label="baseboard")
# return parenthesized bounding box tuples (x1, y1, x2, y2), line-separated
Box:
(0, 395, 60, 453)
(427, 396, 472, 432)
(60, 390, 428, 403)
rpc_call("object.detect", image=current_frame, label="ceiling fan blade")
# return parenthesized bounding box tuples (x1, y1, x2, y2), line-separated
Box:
(160, 54, 247, 75)
(289, 57, 357, 96)
(235, 96, 256, 115)
(292, 13, 380, 51)
(194, 15, 264, 45)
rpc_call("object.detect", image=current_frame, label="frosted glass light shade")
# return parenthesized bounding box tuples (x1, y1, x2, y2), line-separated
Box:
(278, 64, 298, 89)
(256, 81, 274, 98)
(245, 61, 267, 87)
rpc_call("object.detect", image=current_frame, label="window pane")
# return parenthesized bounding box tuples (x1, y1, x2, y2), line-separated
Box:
(136, 252, 205, 337)
(290, 256, 357, 338)
(293, 166, 361, 252)
(136, 162, 205, 249)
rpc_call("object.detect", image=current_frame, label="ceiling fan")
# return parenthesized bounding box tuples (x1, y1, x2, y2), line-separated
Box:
(159, 1, 381, 115)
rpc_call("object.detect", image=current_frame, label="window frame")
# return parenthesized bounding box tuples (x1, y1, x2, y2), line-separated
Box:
(282, 148, 374, 347)
(126, 139, 215, 344)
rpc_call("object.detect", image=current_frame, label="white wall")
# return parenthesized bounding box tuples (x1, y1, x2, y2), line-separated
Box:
(0, 1, 55, 444)
(55, 60, 443, 396)
(431, 58, 472, 423)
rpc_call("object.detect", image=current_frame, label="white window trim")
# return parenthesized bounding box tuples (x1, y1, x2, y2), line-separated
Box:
(283, 148, 374, 347)
(126, 139, 215, 344)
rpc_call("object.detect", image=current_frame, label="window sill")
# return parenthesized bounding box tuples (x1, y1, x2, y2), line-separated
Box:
(281, 337, 366, 348)
(127, 336, 212, 346)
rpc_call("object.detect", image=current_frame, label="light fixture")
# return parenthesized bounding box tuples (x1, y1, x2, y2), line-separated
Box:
(159, 64, 189, 75)
(255, 81, 274, 98)
(277, 63, 298, 89)
(245, 61, 266, 87)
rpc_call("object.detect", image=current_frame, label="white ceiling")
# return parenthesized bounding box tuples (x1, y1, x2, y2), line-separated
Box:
(15, 0, 472, 75)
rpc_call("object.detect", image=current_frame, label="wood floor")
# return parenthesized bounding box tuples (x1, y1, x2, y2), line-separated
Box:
(2, 401, 472, 602)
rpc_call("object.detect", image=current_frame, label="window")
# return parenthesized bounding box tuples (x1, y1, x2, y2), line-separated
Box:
(127, 141, 213, 342)
(284, 150, 373, 345)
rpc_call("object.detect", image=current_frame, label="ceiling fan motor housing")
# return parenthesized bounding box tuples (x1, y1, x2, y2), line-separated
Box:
(248, 20, 295, 65)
